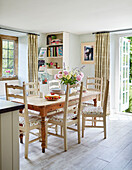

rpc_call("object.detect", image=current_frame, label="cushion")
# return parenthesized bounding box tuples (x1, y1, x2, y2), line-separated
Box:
(19, 115, 41, 126)
(48, 112, 77, 123)
(82, 106, 103, 115)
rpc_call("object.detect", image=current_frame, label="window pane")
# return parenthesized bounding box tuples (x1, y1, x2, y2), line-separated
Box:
(123, 81, 125, 91)
(126, 92, 128, 103)
(123, 67, 125, 78)
(123, 54, 125, 66)
(2, 49, 8, 58)
(126, 55, 128, 65)
(9, 59, 14, 69)
(9, 50, 14, 58)
(2, 40, 8, 49)
(9, 41, 14, 49)
(123, 41, 125, 53)
(123, 93, 125, 104)
(126, 80, 128, 90)
(2, 59, 8, 68)
(2, 69, 14, 76)
(126, 68, 128, 78)
(126, 42, 128, 53)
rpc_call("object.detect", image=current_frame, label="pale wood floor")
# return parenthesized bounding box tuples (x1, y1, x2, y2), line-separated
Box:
(20, 113, 132, 170)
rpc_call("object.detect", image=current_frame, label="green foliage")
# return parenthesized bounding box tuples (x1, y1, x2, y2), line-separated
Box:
(125, 86, 132, 113)
(126, 37, 132, 82)
(60, 75, 78, 85)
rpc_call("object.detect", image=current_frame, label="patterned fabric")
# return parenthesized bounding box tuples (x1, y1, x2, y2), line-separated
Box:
(48, 113, 77, 123)
(19, 115, 41, 126)
(95, 33, 110, 114)
(28, 34, 38, 83)
(83, 106, 103, 115)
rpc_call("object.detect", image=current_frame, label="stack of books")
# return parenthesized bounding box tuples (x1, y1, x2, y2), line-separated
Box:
(47, 35, 56, 45)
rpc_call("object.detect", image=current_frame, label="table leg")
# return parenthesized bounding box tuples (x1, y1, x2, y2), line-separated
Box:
(93, 98, 97, 126)
(41, 117, 46, 153)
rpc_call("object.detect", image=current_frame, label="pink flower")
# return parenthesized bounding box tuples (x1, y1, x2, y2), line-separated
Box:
(50, 62, 53, 66)
(58, 74, 63, 79)
(80, 72, 84, 78)
(64, 70, 69, 75)
(54, 74, 58, 80)
(6, 70, 10, 73)
(58, 71, 62, 74)
(77, 75, 82, 81)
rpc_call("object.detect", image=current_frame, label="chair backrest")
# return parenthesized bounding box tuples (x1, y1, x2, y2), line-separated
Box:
(48, 80, 61, 91)
(5, 82, 29, 122)
(63, 82, 83, 122)
(86, 77, 103, 101)
(26, 82, 40, 96)
(103, 80, 109, 116)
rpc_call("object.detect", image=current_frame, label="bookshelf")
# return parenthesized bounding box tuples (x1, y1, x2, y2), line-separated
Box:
(46, 32, 69, 75)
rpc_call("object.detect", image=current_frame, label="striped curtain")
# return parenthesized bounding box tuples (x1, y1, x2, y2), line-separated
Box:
(95, 33, 110, 114)
(28, 34, 38, 83)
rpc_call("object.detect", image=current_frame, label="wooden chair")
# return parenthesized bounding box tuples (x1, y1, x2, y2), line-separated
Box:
(82, 80, 109, 139)
(26, 81, 40, 96)
(83, 77, 103, 106)
(48, 80, 61, 91)
(5, 82, 46, 159)
(48, 82, 83, 151)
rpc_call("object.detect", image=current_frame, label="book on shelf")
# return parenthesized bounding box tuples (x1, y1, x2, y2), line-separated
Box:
(58, 46, 63, 56)
(47, 46, 63, 57)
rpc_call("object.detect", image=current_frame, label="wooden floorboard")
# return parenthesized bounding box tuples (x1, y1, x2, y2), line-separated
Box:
(20, 113, 132, 170)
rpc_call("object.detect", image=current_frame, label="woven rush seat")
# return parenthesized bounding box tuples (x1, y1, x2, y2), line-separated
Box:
(83, 106, 103, 115)
(48, 113, 77, 123)
(19, 115, 41, 126)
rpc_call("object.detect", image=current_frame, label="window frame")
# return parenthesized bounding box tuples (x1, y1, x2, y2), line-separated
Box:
(0, 34, 18, 81)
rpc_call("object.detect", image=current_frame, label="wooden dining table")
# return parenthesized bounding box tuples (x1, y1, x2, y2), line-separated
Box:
(16, 90, 101, 153)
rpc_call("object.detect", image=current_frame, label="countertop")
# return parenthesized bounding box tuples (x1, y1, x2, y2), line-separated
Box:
(0, 99, 24, 114)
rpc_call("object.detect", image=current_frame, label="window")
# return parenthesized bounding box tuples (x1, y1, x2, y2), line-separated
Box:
(0, 35, 18, 80)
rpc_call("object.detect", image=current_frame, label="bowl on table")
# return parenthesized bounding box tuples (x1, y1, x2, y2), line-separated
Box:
(45, 93, 61, 101)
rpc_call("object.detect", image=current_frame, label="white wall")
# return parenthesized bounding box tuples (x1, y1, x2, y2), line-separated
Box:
(69, 33, 80, 69)
(69, 33, 95, 86)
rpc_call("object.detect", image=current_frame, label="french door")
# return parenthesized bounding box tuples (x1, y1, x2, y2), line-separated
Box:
(119, 37, 130, 111)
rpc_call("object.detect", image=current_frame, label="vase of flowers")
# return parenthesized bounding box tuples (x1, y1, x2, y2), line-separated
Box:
(54, 67, 84, 93)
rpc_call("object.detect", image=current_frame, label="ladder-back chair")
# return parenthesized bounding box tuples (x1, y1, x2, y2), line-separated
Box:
(48, 82, 83, 151)
(5, 82, 44, 159)
(82, 80, 109, 139)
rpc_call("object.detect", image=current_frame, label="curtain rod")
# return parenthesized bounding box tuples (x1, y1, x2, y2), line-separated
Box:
(0, 27, 40, 36)
(92, 28, 132, 34)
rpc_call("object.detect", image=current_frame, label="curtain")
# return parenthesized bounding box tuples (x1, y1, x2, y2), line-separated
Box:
(28, 34, 38, 83)
(95, 33, 110, 114)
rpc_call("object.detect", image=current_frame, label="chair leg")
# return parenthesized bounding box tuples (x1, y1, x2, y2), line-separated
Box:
(78, 117, 81, 144)
(61, 126, 63, 136)
(46, 122, 48, 148)
(19, 123, 23, 143)
(55, 125, 58, 134)
(82, 115, 85, 138)
(64, 125, 67, 151)
(25, 130, 29, 159)
(20, 133, 23, 144)
(103, 116, 106, 139)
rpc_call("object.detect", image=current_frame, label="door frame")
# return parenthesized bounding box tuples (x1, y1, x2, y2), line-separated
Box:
(114, 32, 132, 113)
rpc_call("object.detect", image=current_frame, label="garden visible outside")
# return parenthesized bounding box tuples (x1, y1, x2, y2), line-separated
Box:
(126, 37, 132, 113)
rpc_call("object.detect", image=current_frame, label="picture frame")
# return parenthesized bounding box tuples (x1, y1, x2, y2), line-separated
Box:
(81, 42, 95, 64)
(38, 48, 47, 58)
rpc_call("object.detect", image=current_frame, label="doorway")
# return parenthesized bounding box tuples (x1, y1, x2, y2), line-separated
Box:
(119, 37, 131, 112)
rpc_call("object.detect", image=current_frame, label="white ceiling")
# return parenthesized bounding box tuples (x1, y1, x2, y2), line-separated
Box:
(0, 0, 132, 34)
